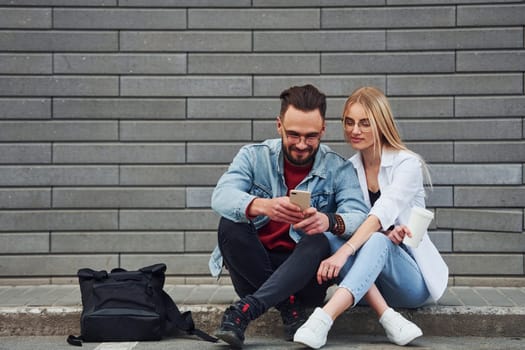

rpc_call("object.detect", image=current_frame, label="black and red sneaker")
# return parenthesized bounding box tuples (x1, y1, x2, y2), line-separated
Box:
(278, 295, 307, 341)
(215, 301, 251, 349)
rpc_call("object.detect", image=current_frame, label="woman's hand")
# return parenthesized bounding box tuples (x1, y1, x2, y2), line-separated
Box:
(385, 224, 412, 245)
(316, 249, 350, 284)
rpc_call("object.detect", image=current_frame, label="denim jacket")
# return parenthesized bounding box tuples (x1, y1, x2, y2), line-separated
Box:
(208, 138, 368, 277)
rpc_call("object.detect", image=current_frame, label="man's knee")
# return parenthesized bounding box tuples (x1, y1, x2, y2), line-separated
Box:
(218, 217, 253, 241)
(296, 234, 330, 258)
(218, 217, 237, 233)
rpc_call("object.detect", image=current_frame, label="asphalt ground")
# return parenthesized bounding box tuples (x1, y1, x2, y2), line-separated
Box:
(0, 335, 524, 350)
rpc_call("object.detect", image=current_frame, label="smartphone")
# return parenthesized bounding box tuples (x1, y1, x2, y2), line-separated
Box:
(289, 190, 311, 211)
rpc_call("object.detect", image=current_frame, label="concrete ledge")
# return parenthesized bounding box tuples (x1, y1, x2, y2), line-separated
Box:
(2, 304, 524, 338)
(0, 306, 81, 337)
(332, 306, 525, 338)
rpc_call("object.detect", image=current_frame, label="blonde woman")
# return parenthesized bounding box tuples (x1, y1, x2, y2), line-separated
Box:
(294, 87, 448, 348)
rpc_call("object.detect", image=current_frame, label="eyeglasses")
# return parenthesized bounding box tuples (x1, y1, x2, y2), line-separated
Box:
(342, 117, 372, 132)
(281, 124, 321, 145)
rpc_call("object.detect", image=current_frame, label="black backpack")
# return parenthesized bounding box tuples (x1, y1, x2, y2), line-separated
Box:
(67, 263, 217, 346)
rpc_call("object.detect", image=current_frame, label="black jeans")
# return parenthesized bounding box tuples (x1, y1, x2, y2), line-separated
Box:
(217, 217, 332, 316)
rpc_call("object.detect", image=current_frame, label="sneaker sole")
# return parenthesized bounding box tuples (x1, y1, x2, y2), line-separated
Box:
(215, 329, 244, 349)
(293, 332, 324, 349)
(293, 338, 324, 349)
(393, 329, 423, 346)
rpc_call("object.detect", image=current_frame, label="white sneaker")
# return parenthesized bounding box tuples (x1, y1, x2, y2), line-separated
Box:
(293, 307, 333, 349)
(379, 308, 423, 346)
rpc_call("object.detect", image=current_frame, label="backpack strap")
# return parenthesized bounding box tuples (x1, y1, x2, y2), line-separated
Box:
(66, 335, 83, 347)
(162, 290, 218, 343)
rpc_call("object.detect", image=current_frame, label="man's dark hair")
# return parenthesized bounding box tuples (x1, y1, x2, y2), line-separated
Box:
(279, 84, 327, 120)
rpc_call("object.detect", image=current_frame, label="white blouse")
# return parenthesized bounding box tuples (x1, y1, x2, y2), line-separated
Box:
(350, 148, 449, 303)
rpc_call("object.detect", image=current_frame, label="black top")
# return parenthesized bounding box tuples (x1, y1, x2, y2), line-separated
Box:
(369, 189, 396, 232)
(368, 189, 381, 207)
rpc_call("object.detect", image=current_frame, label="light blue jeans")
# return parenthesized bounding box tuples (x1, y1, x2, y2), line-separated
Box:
(326, 232, 430, 308)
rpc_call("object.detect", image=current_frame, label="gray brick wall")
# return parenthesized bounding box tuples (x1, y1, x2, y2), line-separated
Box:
(0, 1, 523, 287)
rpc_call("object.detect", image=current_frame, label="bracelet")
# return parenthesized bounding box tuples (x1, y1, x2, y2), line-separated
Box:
(331, 214, 345, 236)
(345, 241, 357, 255)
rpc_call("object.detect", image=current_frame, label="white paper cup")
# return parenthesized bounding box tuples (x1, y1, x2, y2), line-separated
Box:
(403, 207, 434, 248)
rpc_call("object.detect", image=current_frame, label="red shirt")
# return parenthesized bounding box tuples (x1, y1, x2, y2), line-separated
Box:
(258, 160, 312, 252)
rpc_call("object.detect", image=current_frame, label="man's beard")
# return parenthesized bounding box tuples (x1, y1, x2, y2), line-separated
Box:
(282, 143, 319, 166)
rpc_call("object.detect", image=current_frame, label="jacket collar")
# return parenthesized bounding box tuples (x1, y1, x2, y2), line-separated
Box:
(350, 147, 395, 170)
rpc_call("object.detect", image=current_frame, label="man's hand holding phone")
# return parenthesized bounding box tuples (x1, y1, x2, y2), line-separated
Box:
(289, 190, 329, 235)
(247, 196, 304, 224)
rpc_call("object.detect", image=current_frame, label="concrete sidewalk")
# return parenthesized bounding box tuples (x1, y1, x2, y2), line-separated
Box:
(0, 285, 524, 338)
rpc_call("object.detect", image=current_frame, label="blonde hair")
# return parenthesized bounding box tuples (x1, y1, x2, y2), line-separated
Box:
(342, 86, 432, 187)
